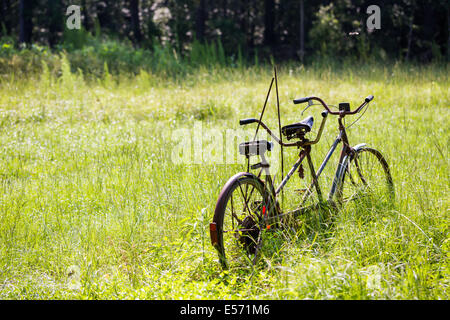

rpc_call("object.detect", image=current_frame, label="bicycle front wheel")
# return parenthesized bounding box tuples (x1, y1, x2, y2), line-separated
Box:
(337, 147, 394, 205)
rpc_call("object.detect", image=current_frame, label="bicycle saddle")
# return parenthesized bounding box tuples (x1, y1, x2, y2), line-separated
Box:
(282, 116, 314, 140)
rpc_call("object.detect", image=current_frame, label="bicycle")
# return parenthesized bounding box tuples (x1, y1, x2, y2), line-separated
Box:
(209, 94, 394, 270)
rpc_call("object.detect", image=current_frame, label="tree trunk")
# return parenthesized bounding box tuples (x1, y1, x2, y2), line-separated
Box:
(82, 0, 91, 31)
(48, 0, 62, 47)
(96, 0, 111, 32)
(406, 15, 413, 60)
(222, 0, 227, 18)
(447, 7, 449, 61)
(0, 1, 4, 33)
(246, 0, 251, 48)
(130, 0, 142, 44)
(195, 0, 207, 41)
(19, 0, 33, 44)
(299, 0, 305, 62)
(263, 0, 275, 48)
(1, 0, 12, 34)
(249, 0, 255, 48)
(239, 0, 246, 37)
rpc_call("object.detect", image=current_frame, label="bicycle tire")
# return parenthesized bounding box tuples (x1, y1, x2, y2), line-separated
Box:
(337, 147, 394, 205)
(211, 173, 274, 269)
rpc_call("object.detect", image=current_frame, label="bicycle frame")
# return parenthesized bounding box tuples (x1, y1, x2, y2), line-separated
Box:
(255, 116, 360, 221)
(241, 94, 375, 221)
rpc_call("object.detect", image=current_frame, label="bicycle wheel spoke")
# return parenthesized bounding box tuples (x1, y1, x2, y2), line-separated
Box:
(237, 180, 252, 216)
(339, 148, 393, 205)
(354, 154, 367, 186)
(346, 162, 357, 186)
(226, 202, 243, 226)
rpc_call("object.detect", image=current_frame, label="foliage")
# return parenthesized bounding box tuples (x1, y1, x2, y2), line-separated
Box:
(0, 33, 259, 79)
(0, 0, 448, 62)
(309, 3, 347, 56)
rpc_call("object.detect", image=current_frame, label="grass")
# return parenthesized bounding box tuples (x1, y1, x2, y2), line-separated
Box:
(0, 60, 448, 299)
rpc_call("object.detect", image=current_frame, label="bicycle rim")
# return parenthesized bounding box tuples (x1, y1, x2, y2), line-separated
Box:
(213, 176, 270, 270)
(338, 147, 394, 205)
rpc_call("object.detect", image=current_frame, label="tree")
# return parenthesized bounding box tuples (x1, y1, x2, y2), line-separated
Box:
(195, 0, 207, 41)
(299, 0, 305, 61)
(130, 0, 142, 44)
(263, 0, 275, 48)
(47, 0, 63, 47)
(81, 0, 92, 31)
(19, 0, 34, 44)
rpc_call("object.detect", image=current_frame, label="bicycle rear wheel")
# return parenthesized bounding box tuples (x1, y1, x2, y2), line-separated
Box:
(337, 147, 394, 205)
(211, 173, 273, 270)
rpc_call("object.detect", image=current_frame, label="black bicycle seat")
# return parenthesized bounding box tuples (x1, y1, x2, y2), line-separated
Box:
(281, 116, 314, 140)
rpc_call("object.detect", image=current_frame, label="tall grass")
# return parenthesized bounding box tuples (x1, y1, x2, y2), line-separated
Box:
(0, 56, 448, 299)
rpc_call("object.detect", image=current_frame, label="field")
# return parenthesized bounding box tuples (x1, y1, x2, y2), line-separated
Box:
(0, 60, 448, 299)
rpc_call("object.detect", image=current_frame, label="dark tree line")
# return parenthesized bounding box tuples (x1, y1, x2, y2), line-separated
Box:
(0, 0, 448, 62)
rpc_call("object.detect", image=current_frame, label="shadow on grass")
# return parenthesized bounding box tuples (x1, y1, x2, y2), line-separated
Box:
(256, 195, 397, 268)
(204, 194, 397, 284)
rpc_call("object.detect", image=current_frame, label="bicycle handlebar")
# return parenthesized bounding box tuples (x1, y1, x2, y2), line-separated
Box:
(240, 118, 287, 145)
(240, 95, 373, 147)
(239, 118, 258, 125)
(293, 97, 311, 104)
(293, 95, 374, 116)
(365, 95, 374, 103)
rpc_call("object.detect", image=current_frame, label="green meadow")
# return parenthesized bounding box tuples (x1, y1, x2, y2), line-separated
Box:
(0, 58, 448, 299)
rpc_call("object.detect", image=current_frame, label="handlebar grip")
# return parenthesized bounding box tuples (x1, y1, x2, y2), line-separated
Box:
(239, 118, 258, 125)
(365, 95, 374, 103)
(293, 97, 311, 104)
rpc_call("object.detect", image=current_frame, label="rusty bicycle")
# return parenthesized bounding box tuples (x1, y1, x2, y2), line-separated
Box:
(209, 92, 394, 270)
